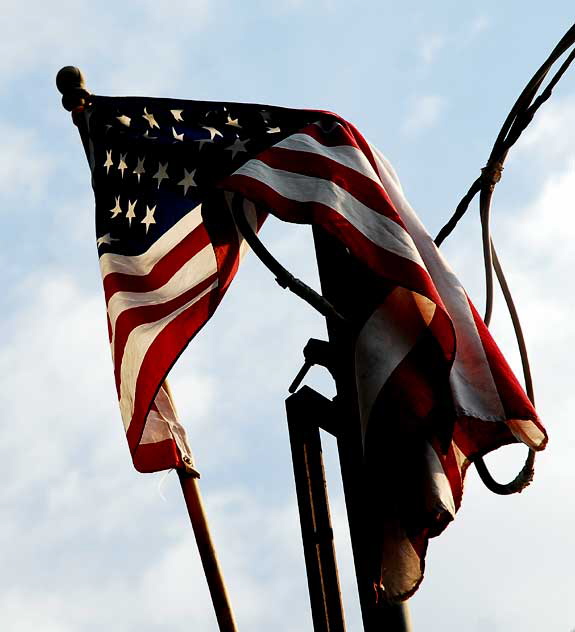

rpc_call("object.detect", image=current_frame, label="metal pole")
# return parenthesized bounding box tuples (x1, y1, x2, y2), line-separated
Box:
(178, 471, 239, 632)
(312, 227, 412, 632)
(287, 387, 346, 632)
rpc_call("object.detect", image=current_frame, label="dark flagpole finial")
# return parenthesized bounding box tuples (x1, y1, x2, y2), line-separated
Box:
(56, 66, 91, 112)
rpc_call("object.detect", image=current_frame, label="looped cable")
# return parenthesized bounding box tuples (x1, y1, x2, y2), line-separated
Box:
(434, 23, 575, 495)
(475, 447, 535, 495)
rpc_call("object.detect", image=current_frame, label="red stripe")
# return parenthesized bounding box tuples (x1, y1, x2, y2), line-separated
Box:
(132, 438, 184, 473)
(467, 297, 541, 427)
(302, 121, 362, 148)
(126, 290, 215, 453)
(103, 223, 211, 303)
(452, 417, 520, 470)
(300, 119, 380, 175)
(112, 273, 218, 394)
(342, 119, 380, 175)
(223, 173, 445, 308)
(200, 192, 244, 303)
(256, 145, 401, 224)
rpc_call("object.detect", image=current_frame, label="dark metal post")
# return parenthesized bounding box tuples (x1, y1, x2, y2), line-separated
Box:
(287, 387, 346, 632)
(312, 228, 412, 632)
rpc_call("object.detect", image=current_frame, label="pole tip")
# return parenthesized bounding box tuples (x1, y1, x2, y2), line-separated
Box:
(56, 66, 91, 111)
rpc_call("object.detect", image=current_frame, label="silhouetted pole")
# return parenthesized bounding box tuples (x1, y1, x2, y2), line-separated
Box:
(287, 387, 347, 631)
(313, 227, 412, 632)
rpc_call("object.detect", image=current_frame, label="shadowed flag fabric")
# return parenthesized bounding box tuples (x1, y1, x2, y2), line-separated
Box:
(77, 95, 547, 600)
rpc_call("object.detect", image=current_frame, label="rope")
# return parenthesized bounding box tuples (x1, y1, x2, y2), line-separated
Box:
(435, 22, 575, 495)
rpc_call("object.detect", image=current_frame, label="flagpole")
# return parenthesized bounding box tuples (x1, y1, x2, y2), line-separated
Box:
(56, 66, 239, 632)
(178, 470, 239, 632)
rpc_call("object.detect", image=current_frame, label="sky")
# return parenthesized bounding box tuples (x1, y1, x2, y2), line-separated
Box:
(1, 2, 575, 631)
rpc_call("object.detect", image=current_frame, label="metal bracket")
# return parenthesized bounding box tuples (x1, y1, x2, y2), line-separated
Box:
(288, 338, 336, 394)
(288, 385, 340, 438)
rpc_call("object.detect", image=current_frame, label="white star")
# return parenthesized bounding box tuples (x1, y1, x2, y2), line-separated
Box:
(226, 115, 242, 128)
(133, 157, 145, 182)
(226, 137, 249, 159)
(143, 107, 160, 129)
(96, 233, 112, 248)
(178, 169, 197, 195)
(109, 196, 122, 218)
(202, 126, 224, 140)
(118, 153, 128, 178)
(126, 200, 137, 226)
(117, 114, 131, 127)
(143, 130, 158, 140)
(267, 126, 281, 134)
(153, 162, 169, 188)
(141, 205, 156, 233)
(171, 109, 184, 121)
(103, 150, 113, 174)
(198, 126, 224, 149)
(172, 127, 184, 142)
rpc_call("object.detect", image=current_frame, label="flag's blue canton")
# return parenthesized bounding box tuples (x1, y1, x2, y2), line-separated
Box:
(88, 96, 315, 258)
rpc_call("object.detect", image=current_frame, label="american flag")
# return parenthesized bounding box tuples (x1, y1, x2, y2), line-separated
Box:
(79, 95, 547, 599)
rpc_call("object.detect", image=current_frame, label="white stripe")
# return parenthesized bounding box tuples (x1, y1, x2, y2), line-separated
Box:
(239, 198, 259, 259)
(233, 160, 424, 267)
(452, 441, 467, 472)
(119, 280, 218, 428)
(369, 142, 403, 191)
(274, 133, 380, 183)
(380, 520, 422, 599)
(371, 147, 506, 420)
(140, 384, 192, 467)
(424, 442, 456, 518)
(99, 204, 203, 279)
(355, 288, 436, 439)
(507, 419, 546, 449)
(222, 191, 258, 262)
(107, 243, 217, 355)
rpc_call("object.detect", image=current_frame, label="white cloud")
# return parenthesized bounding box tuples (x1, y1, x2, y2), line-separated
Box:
(515, 96, 575, 167)
(402, 95, 445, 136)
(0, 274, 113, 491)
(495, 163, 575, 424)
(0, 266, 330, 631)
(277, 0, 339, 10)
(0, 125, 54, 203)
(469, 15, 490, 37)
(419, 34, 444, 65)
(0, 0, 214, 94)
